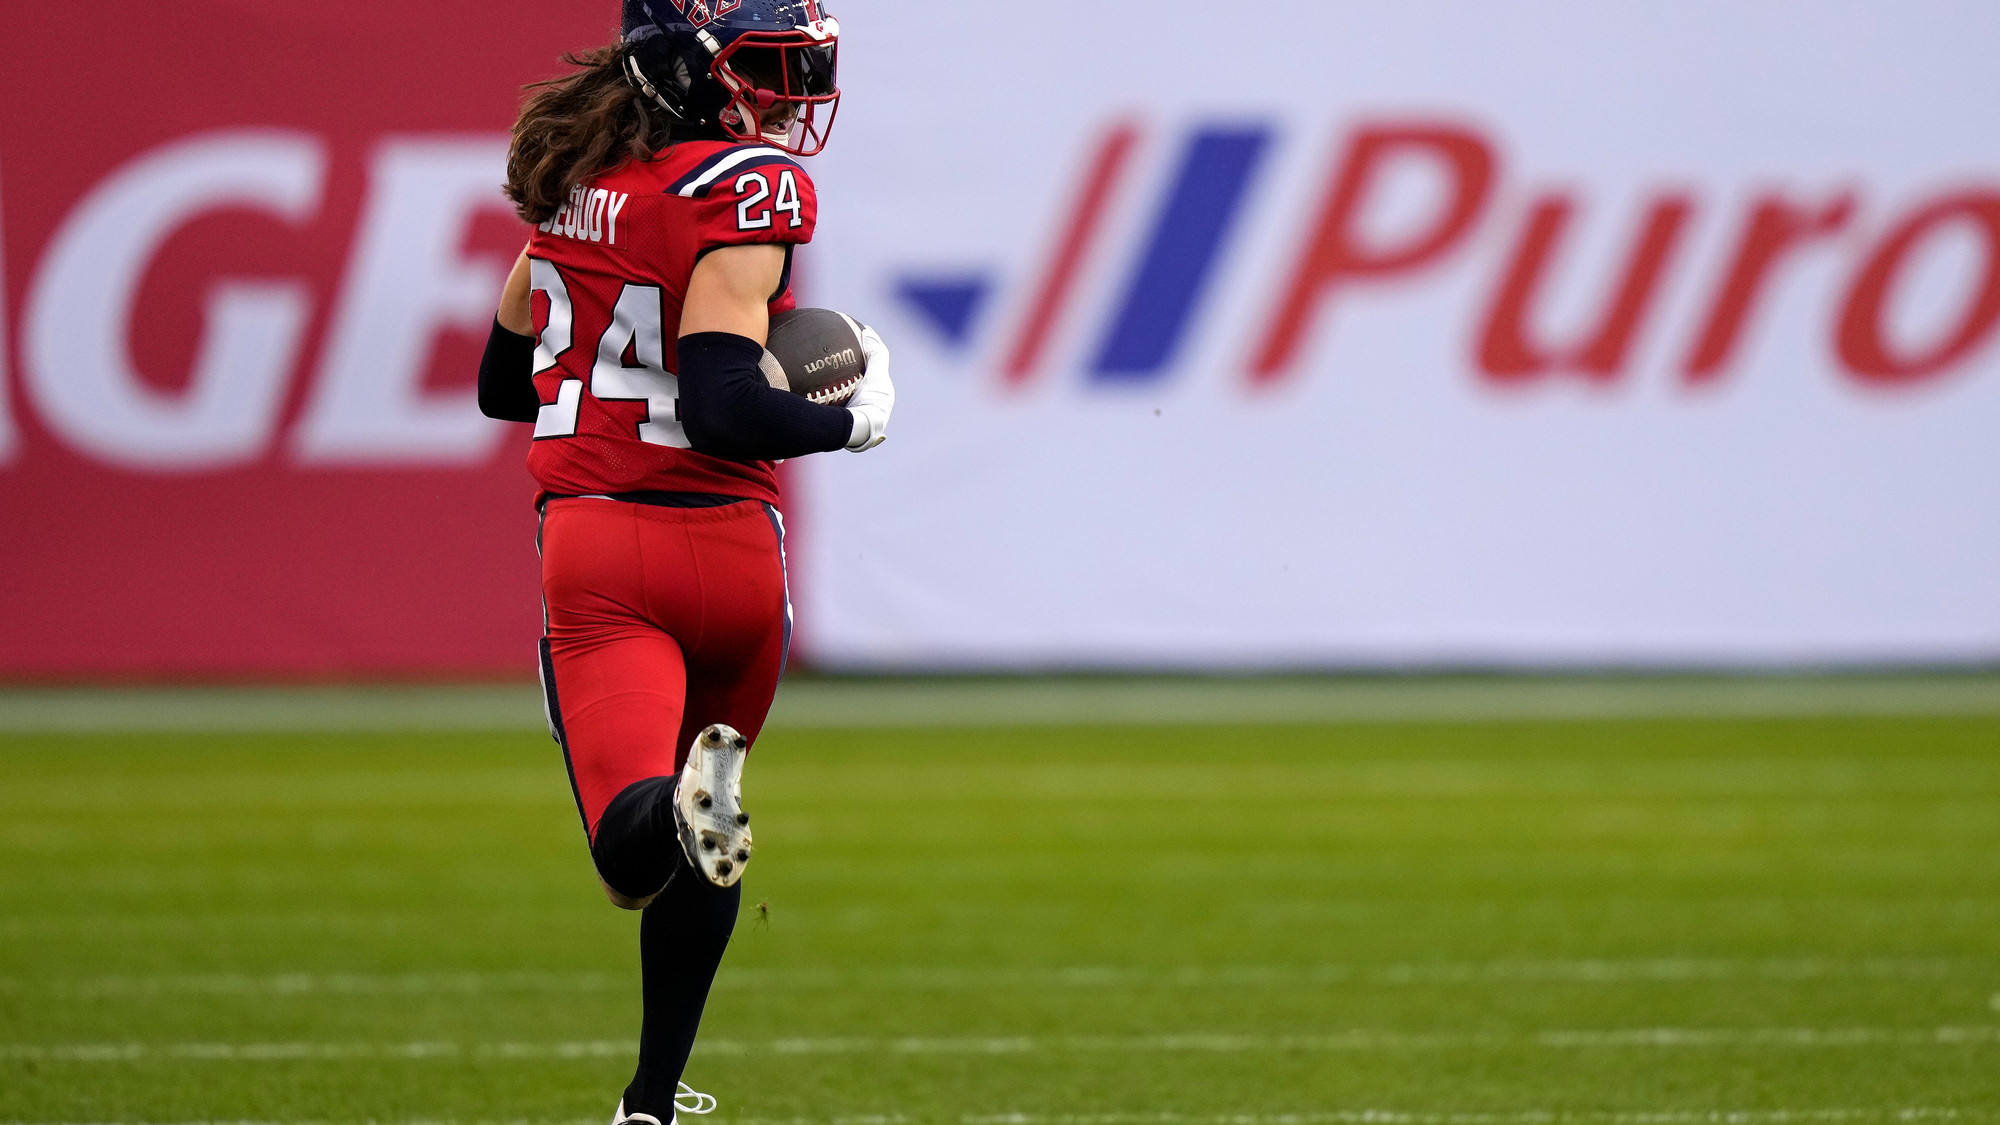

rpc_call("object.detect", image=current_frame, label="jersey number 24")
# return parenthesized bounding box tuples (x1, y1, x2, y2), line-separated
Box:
(734, 169, 805, 232)
(527, 258, 689, 448)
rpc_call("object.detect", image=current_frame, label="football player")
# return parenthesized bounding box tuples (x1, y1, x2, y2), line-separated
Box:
(477, 3, 893, 1121)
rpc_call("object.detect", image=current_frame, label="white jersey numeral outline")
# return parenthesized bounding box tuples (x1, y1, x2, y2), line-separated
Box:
(734, 172, 773, 231)
(732, 169, 804, 233)
(590, 282, 689, 448)
(772, 169, 804, 229)
(530, 258, 580, 439)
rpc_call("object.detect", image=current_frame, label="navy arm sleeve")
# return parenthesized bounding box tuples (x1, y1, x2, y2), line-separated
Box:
(676, 331, 852, 460)
(478, 318, 541, 424)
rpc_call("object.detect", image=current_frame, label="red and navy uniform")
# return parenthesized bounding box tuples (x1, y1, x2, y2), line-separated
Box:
(526, 140, 818, 506)
(525, 141, 816, 841)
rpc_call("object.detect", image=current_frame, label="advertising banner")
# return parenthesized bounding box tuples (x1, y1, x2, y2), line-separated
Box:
(4, 2, 1998, 676)
(0, 2, 613, 676)
(798, 1, 2000, 667)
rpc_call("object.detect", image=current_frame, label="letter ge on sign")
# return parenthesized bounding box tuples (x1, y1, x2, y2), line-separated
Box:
(22, 131, 325, 470)
(294, 137, 516, 465)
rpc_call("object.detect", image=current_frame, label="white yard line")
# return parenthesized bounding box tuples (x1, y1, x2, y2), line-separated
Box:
(958, 1114, 1981, 1125)
(953, 1114, 1983, 1125)
(0, 675, 1996, 732)
(0, 1110, 1986, 1125)
(4, 1026, 1997, 1063)
(12, 957, 1987, 998)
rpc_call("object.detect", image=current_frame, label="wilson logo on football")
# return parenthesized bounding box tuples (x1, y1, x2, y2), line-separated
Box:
(804, 349, 855, 375)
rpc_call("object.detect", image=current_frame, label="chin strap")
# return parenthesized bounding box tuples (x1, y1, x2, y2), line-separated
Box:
(623, 53, 684, 120)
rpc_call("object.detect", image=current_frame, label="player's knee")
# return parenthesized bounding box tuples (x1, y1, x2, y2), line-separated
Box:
(590, 775, 682, 907)
(600, 877, 657, 911)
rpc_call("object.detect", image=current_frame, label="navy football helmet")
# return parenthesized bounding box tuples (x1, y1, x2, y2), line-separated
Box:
(622, 0, 840, 157)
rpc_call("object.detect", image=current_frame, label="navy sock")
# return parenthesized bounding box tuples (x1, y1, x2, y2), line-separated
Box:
(621, 828, 741, 1117)
(594, 776, 680, 901)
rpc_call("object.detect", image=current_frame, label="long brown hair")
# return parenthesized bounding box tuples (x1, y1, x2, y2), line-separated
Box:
(505, 41, 676, 225)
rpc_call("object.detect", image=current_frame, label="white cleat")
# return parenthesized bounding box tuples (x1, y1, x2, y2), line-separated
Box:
(675, 724, 754, 887)
(611, 1100, 666, 1125)
(610, 1084, 716, 1125)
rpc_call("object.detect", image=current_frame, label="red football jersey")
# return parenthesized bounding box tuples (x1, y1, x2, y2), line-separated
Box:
(523, 141, 820, 506)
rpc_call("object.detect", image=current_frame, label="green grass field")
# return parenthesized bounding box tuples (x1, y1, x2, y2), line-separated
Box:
(3, 681, 1999, 1123)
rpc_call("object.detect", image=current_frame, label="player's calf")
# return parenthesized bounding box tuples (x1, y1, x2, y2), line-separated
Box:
(590, 773, 681, 907)
(600, 877, 656, 911)
(588, 725, 754, 903)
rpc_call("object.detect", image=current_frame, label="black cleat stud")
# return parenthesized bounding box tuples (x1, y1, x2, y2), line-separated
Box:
(701, 838, 717, 851)
(736, 813, 750, 825)
(735, 850, 749, 861)
(698, 796, 712, 809)
(715, 861, 733, 876)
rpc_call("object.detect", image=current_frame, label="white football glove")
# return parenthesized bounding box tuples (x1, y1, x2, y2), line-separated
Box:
(844, 324, 895, 452)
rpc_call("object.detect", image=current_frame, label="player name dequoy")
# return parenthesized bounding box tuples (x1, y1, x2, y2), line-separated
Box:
(540, 183, 633, 245)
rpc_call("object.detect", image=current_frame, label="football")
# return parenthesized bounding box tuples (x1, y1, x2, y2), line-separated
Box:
(760, 307, 869, 407)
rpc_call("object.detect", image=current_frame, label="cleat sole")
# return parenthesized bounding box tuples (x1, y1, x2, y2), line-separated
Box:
(674, 724, 754, 888)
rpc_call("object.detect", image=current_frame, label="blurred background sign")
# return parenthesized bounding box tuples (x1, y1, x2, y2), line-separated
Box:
(801, 1, 2000, 669)
(0, 1, 599, 677)
(4, 2, 1999, 677)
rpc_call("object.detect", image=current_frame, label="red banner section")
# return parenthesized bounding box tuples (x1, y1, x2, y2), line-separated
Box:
(0, 3, 623, 677)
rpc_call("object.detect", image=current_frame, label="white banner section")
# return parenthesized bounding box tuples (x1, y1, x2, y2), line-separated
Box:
(797, 1, 2000, 668)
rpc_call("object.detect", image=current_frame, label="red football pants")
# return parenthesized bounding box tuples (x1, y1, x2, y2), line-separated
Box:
(537, 497, 791, 839)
